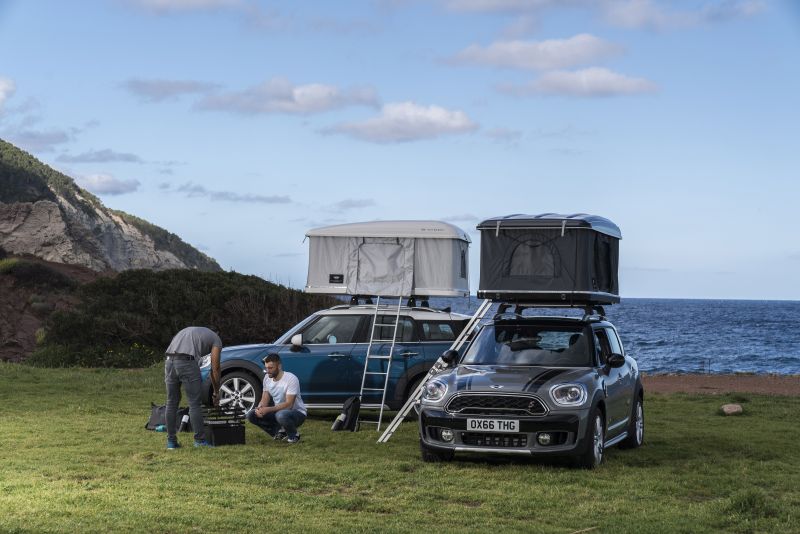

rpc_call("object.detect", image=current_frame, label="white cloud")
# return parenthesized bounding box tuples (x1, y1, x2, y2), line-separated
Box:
(57, 149, 143, 164)
(330, 198, 376, 210)
(598, 0, 766, 30)
(122, 79, 220, 102)
(196, 78, 378, 115)
(453, 34, 620, 71)
(130, 0, 241, 13)
(445, 0, 559, 12)
(505, 67, 657, 97)
(327, 102, 478, 143)
(175, 182, 291, 204)
(0, 77, 16, 111)
(77, 174, 141, 195)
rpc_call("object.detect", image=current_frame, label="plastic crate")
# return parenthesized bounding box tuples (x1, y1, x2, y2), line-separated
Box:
(203, 407, 246, 446)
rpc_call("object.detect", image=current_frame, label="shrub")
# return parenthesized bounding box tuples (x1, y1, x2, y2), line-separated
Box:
(0, 245, 7, 260)
(26, 343, 160, 368)
(0, 259, 76, 289)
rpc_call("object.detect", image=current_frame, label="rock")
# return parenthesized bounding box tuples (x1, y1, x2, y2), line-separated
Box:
(721, 403, 743, 416)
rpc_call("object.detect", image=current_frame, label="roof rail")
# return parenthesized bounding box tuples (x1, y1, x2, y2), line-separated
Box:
(491, 302, 607, 321)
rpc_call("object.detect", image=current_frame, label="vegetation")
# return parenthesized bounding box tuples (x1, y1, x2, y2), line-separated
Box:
(0, 363, 797, 533)
(0, 257, 77, 290)
(27, 269, 336, 367)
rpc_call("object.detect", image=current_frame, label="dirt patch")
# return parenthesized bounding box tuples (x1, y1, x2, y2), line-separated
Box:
(643, 374, 800, 396)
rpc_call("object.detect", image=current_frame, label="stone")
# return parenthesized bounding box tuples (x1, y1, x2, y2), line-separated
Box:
(721, 403, 743, 416)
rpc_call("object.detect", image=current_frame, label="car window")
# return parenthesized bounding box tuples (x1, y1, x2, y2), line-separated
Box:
(302, 315, 362, 344)
(605, 327, 623, 356)
(420, 321, 456, 342)
(462, 324, 592, 367)
(374, 315, 418, 342)
(593, 328, 612, 365)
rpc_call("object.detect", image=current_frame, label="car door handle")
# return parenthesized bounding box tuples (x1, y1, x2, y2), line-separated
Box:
(400, 351, 419, 358)
(328, 353, 349, 360)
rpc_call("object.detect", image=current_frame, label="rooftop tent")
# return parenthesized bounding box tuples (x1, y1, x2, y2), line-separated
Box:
(477, 213, 621, 305)
(305, 220, 471, 297)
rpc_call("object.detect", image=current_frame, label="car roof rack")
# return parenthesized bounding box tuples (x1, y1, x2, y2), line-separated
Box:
(492, 302, 607, 322)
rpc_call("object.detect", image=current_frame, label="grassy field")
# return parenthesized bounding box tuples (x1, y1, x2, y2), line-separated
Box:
(0, 363, 797, 533)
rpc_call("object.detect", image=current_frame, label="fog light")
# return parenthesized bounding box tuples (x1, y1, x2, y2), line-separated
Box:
(440, 429, 454, 442)
(537, 432, 552, 446)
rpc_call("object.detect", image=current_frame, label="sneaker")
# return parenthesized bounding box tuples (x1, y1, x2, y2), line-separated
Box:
(166, 439, 181, 450)
(193, 440, 214, 448)
(273, 430, 288, 441)
(286, 435, 301, 444)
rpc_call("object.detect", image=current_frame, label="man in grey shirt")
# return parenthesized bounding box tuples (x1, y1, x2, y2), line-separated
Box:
(164, 326, 222, 449)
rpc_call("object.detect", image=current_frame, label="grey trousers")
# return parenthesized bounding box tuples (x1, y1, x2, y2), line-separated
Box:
(165, 358, 206, 442)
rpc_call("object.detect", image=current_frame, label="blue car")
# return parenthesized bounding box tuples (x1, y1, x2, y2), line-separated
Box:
(200, 303, 470, 412)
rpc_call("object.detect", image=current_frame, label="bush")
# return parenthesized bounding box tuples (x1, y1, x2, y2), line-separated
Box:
(0, 258, 76, 289)
(0, 245, 7, 260)
(26, 343, 160, 368)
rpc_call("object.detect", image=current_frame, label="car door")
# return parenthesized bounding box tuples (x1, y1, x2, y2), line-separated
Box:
(593, 327, 628, 437)
(277, 313, 366, 404)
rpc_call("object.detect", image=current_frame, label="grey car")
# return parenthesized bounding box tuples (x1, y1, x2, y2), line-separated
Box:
(418, 314, 644, 468)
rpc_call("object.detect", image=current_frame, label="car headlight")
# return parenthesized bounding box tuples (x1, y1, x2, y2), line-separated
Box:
(198, 355, 211, 369)
(422, 380, 448, 402)
(550, 384, 587, 406)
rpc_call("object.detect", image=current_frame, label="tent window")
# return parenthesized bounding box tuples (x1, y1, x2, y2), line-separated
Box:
(460, 248, 467, 279)
(504, 235, 560, 278)
(594, 236, 612, 292)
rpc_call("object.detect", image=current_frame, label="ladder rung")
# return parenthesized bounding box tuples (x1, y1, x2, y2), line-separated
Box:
(367, 355, 391, 360)
(364, 371, 388, 375)
(370, 338, 395, 342)
(373, 323, 397, 328)
(362, 387, 386, 391)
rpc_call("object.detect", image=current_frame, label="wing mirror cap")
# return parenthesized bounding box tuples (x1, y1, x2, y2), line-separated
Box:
(290, 334, 303, 351)
(441, 349, 459, 366)
(607, 353, 625, 368)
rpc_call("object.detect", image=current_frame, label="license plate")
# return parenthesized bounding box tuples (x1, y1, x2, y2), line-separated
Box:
(466, 418, 519, 433)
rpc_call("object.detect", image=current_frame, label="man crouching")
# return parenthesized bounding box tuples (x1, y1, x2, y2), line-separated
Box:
(248, 353, 307, 444)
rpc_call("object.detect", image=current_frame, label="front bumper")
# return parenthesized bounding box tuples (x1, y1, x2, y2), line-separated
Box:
(419, 405, 590, 456)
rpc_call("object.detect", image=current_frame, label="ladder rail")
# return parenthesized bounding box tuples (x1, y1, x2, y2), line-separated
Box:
(377, 299, 493, 443)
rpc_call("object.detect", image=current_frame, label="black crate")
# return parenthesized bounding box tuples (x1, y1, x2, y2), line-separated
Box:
(203, 407, 246, 446)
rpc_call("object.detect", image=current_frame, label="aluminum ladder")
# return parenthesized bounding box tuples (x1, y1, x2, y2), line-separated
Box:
(377, 298, 493, 443)
(358, 296, 403, 431)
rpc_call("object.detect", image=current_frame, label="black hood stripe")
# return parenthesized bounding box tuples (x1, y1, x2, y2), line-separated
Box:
(526, 369, 569, 392)
(521, 369, 550, 392)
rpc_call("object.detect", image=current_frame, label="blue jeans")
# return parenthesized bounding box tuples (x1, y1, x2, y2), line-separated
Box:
(165, 358, 206, 442)
(247, 409, 305, 440)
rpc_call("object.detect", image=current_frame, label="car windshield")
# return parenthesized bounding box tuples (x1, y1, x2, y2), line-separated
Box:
(462, 323, 592, 367)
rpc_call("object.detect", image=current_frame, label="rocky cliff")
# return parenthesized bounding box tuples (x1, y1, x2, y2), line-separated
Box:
(0, 138, 220, 272)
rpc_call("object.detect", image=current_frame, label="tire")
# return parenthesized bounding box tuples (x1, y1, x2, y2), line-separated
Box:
(575, 407, 604, 469)
(620, 393, 644, 449)
(219, 371, 262, 414)
(419, 438, 454, 463)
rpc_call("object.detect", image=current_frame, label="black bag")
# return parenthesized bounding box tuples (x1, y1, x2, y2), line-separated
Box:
(145, 403, 192, 432)
(331, 396, 360, 432)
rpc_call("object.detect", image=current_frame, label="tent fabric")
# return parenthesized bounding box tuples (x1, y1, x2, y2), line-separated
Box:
(477, 214, 620, 305)
(305, 221, 470, 297)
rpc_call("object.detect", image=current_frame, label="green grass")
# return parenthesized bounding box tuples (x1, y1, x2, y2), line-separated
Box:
(0, 363, 798, 533)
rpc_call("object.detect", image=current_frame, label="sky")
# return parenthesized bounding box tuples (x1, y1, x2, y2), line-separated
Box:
(1, 0, 798, 300)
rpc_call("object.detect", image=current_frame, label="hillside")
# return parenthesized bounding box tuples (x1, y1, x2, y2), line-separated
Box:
(0, 138, 220, 272)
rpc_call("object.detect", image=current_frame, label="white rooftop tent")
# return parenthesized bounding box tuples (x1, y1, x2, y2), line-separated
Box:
(304, 220, 470, 297)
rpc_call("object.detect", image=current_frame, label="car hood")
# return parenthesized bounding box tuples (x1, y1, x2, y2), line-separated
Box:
(438, 365, 594, 395)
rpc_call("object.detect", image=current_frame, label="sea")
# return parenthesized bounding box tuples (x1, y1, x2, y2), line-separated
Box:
(427, 297, 800, 375)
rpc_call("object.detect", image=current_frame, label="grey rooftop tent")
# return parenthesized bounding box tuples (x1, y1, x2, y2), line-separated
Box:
(305, 220, 470, 297)
(477, 213, 621, 305)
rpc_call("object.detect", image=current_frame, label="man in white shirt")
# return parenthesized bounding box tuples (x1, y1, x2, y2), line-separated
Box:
(247, 353, 307, 444)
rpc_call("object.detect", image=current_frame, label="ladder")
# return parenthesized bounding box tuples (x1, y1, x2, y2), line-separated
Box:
(358, 296, 403, 431)
(377, 298, 493, 443)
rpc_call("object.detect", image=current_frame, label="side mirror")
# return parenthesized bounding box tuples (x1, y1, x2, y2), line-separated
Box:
(290, 334, 303, 352)
(607, 353, 625, 368)
(441, 349, 459, 366)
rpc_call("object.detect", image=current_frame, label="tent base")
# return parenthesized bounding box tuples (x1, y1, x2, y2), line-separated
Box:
(476, 290, 620, 306)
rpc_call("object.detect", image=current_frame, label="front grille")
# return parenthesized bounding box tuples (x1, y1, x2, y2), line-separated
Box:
(461, 432, 528, 448)
(446, 393, 548, 416)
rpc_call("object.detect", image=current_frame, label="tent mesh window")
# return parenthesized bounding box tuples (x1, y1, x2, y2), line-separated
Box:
(504, 233, 562, 279)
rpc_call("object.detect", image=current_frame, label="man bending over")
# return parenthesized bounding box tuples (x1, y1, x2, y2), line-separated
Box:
(248, 353, 307, 444)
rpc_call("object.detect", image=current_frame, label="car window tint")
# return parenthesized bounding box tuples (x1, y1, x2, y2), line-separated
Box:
(462, 325, 591, 367)
(605, 327, 622, 355)
(420, 321, 456, 341)
(593, 328, 612, 365)
(375, 316, 418, 342)
(302, 315, 362, 344)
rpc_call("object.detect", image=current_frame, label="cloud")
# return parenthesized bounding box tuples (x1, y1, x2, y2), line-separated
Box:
(196, 78, 379, 115)
(122, 78, 220, 102)
(175, 182, 291, 204)
(600, 0, 765, 30)
(77, 174, 140, 195)
(444, 0, 559, 12)
(129, 0, 241, 13)
(485, 127, 523, 143)
(327, 102, 478, 143)
(442, 213, 480, 222)
(0, 77, 15, 111)
(503, 67, 657, 97)
(453, 34, 620, 70)
(57, 149, 143, 164)
(3, 128, 73, 152)
(330, 198, 376, 210)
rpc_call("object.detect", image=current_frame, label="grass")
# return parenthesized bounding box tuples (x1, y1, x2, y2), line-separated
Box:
(0, 363, 798, 533)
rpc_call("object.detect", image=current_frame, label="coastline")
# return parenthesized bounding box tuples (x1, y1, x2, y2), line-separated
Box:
(642, 373, 800, 396)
